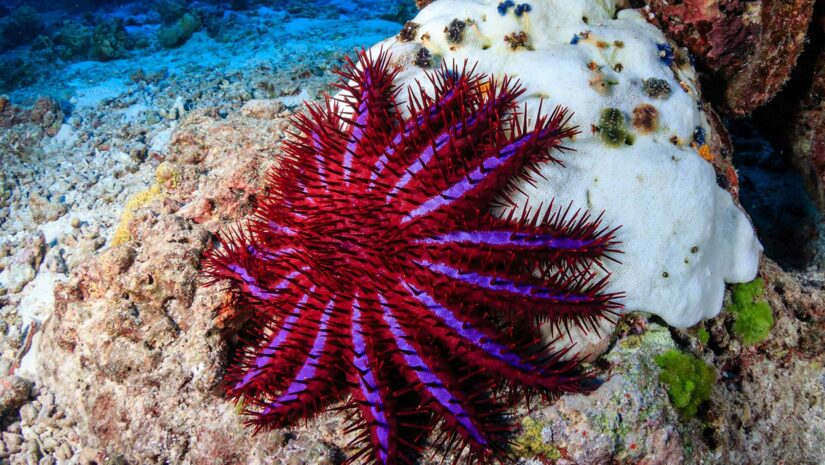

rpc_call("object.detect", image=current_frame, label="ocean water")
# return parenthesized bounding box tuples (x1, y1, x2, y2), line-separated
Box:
(731, 120, 824, 270)
(0, 0, 415, 102)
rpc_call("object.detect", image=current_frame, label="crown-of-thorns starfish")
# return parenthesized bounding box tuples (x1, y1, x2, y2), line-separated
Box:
(202, 49, 622, 465)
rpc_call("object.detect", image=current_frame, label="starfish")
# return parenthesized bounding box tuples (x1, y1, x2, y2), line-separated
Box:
(202, 49, 621, 465)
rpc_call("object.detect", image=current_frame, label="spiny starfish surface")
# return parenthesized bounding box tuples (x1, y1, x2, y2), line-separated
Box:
(203, 49, 621, 465)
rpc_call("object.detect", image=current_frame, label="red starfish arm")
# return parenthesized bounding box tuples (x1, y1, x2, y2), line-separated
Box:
(407, 214, 618, 281)
(390, 103, 578, 225)
(380, 77, 521, 215)
(407, 256, 620, 331)
(244, 296, 348, 431)
(366, 292, 510, 461)
(395, 280, 594, 396)
(345, 296, 407, 465)
(281, 97, 348, 199)
(331, 49, 400, 186)
(201, 228, 306, 306)
(223, 289, 315, 397)
(361, 71, 480, 195)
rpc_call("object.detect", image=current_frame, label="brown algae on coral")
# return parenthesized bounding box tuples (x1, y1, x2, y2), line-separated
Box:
(632, 104, 659, 134)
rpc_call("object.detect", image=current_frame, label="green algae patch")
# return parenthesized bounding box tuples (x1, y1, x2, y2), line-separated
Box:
(729, 279, 773, 345)
(654, 349, 715, 419)
(696, 327, 710, 345)
(512, 417, 561, 460)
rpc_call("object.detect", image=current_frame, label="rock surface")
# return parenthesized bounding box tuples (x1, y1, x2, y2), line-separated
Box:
(754, 2, 825, 213)
(628, 0, 817, 116)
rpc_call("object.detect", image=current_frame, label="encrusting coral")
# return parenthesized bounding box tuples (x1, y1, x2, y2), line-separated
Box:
(158, 12, 201, 49)
(111, 162, 179, 246)
(0, 6, 42, 52)
(202, 49, 621, 464)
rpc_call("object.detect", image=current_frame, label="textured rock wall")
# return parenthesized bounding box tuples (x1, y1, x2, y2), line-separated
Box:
(35, 105, 294, 464)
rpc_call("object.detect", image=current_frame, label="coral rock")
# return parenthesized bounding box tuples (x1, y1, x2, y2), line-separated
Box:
(642, 0, 816, 115)
(0, 376, 32, 418)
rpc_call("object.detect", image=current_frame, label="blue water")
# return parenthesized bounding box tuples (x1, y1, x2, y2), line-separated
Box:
(0, 0, 414, 100)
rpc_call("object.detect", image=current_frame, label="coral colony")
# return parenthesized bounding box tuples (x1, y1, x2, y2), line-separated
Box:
(203, 50, 621, 464)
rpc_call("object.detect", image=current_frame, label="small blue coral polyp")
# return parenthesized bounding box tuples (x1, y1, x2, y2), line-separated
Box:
(203, 50, 621, 465)
(693, 126, 706, 146)
(657, 42, 675, 65)
(515, 3, 532, 16)
(497, 0, 515, 15)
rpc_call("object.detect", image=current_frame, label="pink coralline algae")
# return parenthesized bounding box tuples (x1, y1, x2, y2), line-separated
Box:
(202, 50, 621, 464)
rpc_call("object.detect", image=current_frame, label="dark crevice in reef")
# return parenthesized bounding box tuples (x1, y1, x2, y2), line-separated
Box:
(729, 119, 824, 270)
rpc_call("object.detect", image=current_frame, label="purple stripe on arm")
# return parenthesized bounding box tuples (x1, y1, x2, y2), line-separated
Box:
(377, 294, 487, 445)
(415, 231, 595, 250)
(247, 246, 297, 261)
(343, 71, 372, 184)
(387, 120, 461, 199)
(262, 299, 335, 413)
(234, 290, 313, 390)
(351, 299, 391, 464)
(399, 280, 536, 372)
(369, 87, 461, 189)
(401, 130, 537, 223)
(226, 266, 301, 301)
(415, 260, 593, 303)
(402, 146, 514, 223)
(267, 221, 297, 237)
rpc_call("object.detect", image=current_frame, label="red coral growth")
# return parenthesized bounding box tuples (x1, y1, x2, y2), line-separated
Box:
(202, 49, 621, 464)
(642, 0, 815, 114)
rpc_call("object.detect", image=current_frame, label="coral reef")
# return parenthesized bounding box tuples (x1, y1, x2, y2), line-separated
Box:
(53, 20, 93, 61)
(0, 1, 821, 464)
(0, 57, 41, 92)
(640, 0, 816, 115)
(89, 19, 132, 61)
(0, 96, 63, 137)
(0, 7, 42, 52)
(7, 78, 821, 465)
(752, 2, 825, 216)
(28, 106, 291, 464)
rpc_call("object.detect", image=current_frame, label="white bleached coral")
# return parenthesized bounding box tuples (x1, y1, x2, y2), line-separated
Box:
(372, 0, 762, 328)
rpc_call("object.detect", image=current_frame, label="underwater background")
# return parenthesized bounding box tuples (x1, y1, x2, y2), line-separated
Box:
(0, 0, 824, 464)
